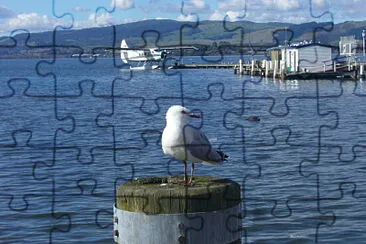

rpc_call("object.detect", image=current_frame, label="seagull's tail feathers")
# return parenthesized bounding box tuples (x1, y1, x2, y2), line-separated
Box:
(217, 151, 229, 161)
(201, 151, 228, 165)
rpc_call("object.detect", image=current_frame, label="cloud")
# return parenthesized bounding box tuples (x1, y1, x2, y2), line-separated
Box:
(0, 5, 16, 19)
(113, 0, 135, 10)
(312, 0, 328, 8)
(88, 12, 115, 26)
(177, 14, 197, 22)
(268, 0, 301, 11)
(0, 10, 137, 35)
(215, 0, 336, 23)
(226, 11, 245, 21)
(218, 0, 246, 12)
(0, 13, 67, 34)
(208, 10, 224, 21)
(183, 0, 210, 13)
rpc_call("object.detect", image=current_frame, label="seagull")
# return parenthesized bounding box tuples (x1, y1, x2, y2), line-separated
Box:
(161, 105, 228, 185)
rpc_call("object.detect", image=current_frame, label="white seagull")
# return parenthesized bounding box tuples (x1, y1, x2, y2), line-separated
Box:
(162, 105, 228, 185)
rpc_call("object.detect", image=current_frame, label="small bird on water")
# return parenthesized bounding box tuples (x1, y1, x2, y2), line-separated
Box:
(161, 105, 228, 186)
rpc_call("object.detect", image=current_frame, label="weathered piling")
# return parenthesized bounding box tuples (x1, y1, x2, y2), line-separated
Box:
(239, 59, 243, 75)
(114, 176, 242, 244)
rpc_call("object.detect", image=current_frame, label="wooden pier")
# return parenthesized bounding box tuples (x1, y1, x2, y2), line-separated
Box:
(170, 63, 236, 69)
(169, 57, 366, 80)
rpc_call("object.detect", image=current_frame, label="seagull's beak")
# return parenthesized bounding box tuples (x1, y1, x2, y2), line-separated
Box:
(189, 113, 201, 118)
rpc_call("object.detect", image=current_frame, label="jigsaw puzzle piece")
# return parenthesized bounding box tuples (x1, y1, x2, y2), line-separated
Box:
(179, 65, 245, 102)
(0, 31, 58, 96)
(224, 95, 282, 146)
(301, 146, 366, 200)
(36, 45, 129, 97)
(0, 78, 73, 145)
(116, 130, 169, 178)
(319, 183, 366, 242)
(221, 0, 247, 57)
(318, 80, 366, 161)
(184, 83, 241, 144)
(0, 130, 53, 209)
(97, 96, 178, 150)
(281, 96, 337, 146)
(225, 78, 336, 146)
(241, 196, 335, 243)
(34, 147, 133, 242)
(52, 0, 115, 30)
(0, 131, 55, 242)
(111, 70, 183, 114)
(55, 80, 113, 163)
(243, 129, 319, 217)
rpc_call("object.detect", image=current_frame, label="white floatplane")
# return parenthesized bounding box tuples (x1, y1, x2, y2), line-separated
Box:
(119, 39, 198, 70)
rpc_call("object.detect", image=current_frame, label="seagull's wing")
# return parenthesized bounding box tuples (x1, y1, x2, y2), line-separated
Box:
(184, 125, 225, 164)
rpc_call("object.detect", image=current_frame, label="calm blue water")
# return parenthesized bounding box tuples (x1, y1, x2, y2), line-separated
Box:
(1, 56, 366, 243)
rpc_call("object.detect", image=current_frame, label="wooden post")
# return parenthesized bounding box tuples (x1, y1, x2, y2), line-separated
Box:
(273, 62, 277, 79)
(114, 176, 242, 244)
(265, 60, 269, 77)
(280, 62, 283, 79)
(239, 59, 243, 75)
(360, 64, 364, 78)
(251, 59, 255, 76)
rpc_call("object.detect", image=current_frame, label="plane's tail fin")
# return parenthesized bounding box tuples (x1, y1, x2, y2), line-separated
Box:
(121, 39, 128, 49)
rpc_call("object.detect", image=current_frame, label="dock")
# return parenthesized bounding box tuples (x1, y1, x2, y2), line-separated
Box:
(170, 57, 366, 80)
(170, 63, 236, 69)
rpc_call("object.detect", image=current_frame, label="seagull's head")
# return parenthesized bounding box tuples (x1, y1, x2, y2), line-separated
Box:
(165, 105, 201, 124)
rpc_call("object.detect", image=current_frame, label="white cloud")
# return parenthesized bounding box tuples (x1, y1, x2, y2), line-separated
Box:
(0, 13, 67, 34)
(226, 11, 245, 21)
(218, 0, 246, 11)
(273, 0, 301, 11)
(177, 14, 197, 22)
(312, 0, 327, 8)
(0, 10, 137, 35)
(88, 12, 115, 26)
(183, 0, 210, 12)
(113, 0, 135, 10)
(208, 10, 224, 21)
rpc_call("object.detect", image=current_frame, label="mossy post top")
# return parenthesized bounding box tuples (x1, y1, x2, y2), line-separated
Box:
(116, 176, 241, 214)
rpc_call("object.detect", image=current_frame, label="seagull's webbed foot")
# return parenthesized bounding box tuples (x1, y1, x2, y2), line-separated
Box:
(187, 178, 195, 186)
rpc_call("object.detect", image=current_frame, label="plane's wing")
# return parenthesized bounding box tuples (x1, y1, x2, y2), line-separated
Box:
(158, 45, 199, 51)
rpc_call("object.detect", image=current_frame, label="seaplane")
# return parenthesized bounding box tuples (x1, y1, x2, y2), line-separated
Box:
(119, 39, 198, 70)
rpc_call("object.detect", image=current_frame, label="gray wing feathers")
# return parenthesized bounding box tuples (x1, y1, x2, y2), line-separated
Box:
(184, 126, 225, 164)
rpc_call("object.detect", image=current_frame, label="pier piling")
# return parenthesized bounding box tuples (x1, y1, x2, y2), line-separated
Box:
(239, 59, 243, 75)
(114, 176, 242, 244)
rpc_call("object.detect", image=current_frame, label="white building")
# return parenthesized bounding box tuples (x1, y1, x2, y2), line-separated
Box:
(268, 43, 333, 73)
(339, 35, 357, 56)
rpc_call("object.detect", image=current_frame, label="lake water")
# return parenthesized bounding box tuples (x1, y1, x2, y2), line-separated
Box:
(1, 56, 366, 243)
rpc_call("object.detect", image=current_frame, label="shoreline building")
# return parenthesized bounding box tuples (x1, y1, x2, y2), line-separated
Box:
(267, 43, 333, 73)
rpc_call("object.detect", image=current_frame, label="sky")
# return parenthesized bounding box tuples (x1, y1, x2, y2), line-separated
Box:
(0, 0, 364, 35)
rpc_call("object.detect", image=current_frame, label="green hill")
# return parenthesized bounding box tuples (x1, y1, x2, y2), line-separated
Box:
(0, 19, 365, 58)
